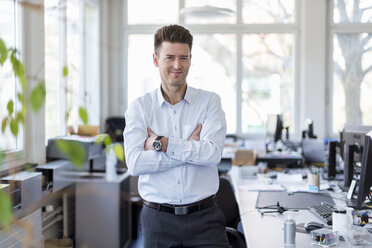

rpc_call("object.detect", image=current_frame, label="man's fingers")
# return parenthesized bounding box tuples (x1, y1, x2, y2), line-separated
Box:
(147, 128, 153, 136)
(194, 123, 202, 136)
(188, 124, 202, 141)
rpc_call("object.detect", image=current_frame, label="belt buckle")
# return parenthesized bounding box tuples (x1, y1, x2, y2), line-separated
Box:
(174, 206, 188, 215)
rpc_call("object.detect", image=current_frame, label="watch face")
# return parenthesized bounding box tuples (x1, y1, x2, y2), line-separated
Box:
(153, 140, 161, 151)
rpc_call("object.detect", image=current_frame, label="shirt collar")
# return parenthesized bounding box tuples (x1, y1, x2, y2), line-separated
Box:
(183, 85, 194, 104)
(157, 87, 167, 107)
(157, 85, 195, 107)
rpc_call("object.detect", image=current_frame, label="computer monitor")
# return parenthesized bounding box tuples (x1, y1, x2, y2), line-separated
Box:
(302, 139, 326, 164)
(266, 114, 283, 143)
(302, 119, 317, 139)
(340, 125, 372, 188)
(356, 131, 372, 209)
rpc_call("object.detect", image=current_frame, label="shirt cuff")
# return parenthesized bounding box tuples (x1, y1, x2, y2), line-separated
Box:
(166, 137, 186, 161)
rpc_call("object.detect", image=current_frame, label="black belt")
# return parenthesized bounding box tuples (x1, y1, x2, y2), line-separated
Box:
(143, 195, 216, 215)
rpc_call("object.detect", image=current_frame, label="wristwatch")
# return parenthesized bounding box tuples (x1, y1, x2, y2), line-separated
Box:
(152, 136, 164, 151)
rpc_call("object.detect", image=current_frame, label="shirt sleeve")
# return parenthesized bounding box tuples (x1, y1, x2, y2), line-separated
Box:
(166, 94, 227, 166)
(124, 101, 184, 176)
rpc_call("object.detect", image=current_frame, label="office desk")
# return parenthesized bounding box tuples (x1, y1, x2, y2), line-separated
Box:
(230, 168, 369, 248)
(256, 152, 303, 168)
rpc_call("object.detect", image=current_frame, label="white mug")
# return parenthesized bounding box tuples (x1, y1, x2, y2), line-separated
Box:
(332, 209, 350, 237)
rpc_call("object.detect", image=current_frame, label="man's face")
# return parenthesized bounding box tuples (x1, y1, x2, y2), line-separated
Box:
(153, 41, 191, 88)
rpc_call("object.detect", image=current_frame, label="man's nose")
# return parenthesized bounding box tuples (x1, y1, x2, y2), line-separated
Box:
(173, 58, 181, 69)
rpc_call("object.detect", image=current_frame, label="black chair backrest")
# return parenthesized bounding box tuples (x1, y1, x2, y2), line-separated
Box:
(105, 117, 125, 142)
(216, 175, 240, 228)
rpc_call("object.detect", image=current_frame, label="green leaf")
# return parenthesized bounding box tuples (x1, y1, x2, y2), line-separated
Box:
(79, 107, 88, 125)
(17, 92, 24, 105)
(24, 164, 33, 172)
(9, 118, 18, 136)
(62, 66, 69, 77)
(103, 135, 112, 146)
(15, 112, 24, 125)
(56, 140, 86, 169)
(96, 134, 108, 144)
(1, 118, 8, 134)
(0, 38, 7, 66)
(113, 143, 124, 162)
(0, 190, 13, 227)
(30, 83, 46, 112)
(10, 50, 26, 91)
(6, 100, 14, 116)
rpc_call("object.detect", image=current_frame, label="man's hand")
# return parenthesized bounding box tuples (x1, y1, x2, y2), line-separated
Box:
(188, 123, 202, 141)
(144, 128, 158, 151)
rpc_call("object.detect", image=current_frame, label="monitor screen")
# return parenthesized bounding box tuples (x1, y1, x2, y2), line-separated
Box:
(302, 139, 326, 164)
(266, 114, 283, 142)
(356, 131, 372, 209)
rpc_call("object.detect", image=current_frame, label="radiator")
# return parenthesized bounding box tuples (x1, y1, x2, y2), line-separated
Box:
(0, 209, 44, 248)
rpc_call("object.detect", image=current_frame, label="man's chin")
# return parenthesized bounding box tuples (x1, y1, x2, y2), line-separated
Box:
(169, 81, 186, 87)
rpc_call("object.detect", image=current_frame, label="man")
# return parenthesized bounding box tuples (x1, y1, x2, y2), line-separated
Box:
(124, 24, 228, 247)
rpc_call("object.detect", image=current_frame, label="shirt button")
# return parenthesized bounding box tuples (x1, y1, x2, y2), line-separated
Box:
(175, 126, 177, 130)
(179, 200, 182, 203)
(178, 180, 180, 184)
(173, 110, 176, 114)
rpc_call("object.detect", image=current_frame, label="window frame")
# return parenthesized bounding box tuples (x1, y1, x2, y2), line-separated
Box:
(122, 0, 300, 139)
(327, 0, 372, 136)
(44, 0, 101, 141)
(0, 0, 26, 168)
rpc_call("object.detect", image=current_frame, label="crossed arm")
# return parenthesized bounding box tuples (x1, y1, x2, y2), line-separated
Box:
(124, 95, 226, 176)
(144, 124, 202, 152)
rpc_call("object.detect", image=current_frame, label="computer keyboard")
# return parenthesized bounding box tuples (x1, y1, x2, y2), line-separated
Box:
(308, 202, 336, 225)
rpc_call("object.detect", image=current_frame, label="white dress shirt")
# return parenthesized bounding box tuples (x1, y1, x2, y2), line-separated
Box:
(124, 86, 227, 205)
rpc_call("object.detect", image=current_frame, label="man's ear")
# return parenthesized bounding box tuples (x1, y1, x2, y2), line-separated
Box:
(153, 53, 159, 67)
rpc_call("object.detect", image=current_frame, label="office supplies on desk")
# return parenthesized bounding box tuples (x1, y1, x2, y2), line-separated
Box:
(238, 184, 284, 192)
(332, 208, 351, 237)
(310, 228, 337, 247)
(277, 173, 303, 183)
(284, 212, 296, 246)
(308, 202, 335, 225)
(256, 192, 335, 210)
(304, 221, 324, 231)
(308, 172, 320, 191)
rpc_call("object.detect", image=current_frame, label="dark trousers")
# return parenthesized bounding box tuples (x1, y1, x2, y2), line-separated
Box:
(140, 203, 229, 248)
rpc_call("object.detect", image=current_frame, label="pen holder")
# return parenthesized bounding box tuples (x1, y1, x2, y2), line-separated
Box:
(308, 173, 320, 191)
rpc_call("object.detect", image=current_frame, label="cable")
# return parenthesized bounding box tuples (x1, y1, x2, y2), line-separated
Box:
(258, 201, 295, 215)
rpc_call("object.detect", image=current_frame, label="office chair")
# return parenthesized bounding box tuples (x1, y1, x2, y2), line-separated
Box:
(216, 175, 247, 248)
(105, 116, 126, 142)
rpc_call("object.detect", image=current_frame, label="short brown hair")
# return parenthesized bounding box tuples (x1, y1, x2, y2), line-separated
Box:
(154, 25, 193, 54)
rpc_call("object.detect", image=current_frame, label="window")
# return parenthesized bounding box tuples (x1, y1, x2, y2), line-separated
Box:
(0, 0, 22, 151)
(45, 0, 100, 141)
(45, 0, 63, 140)
(243, 0, 294, 24)
(124, 0, 297, 136)
(127, 0, 178, 24)
(242, 33, 294, 133)
(331, 0, 372, 133)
